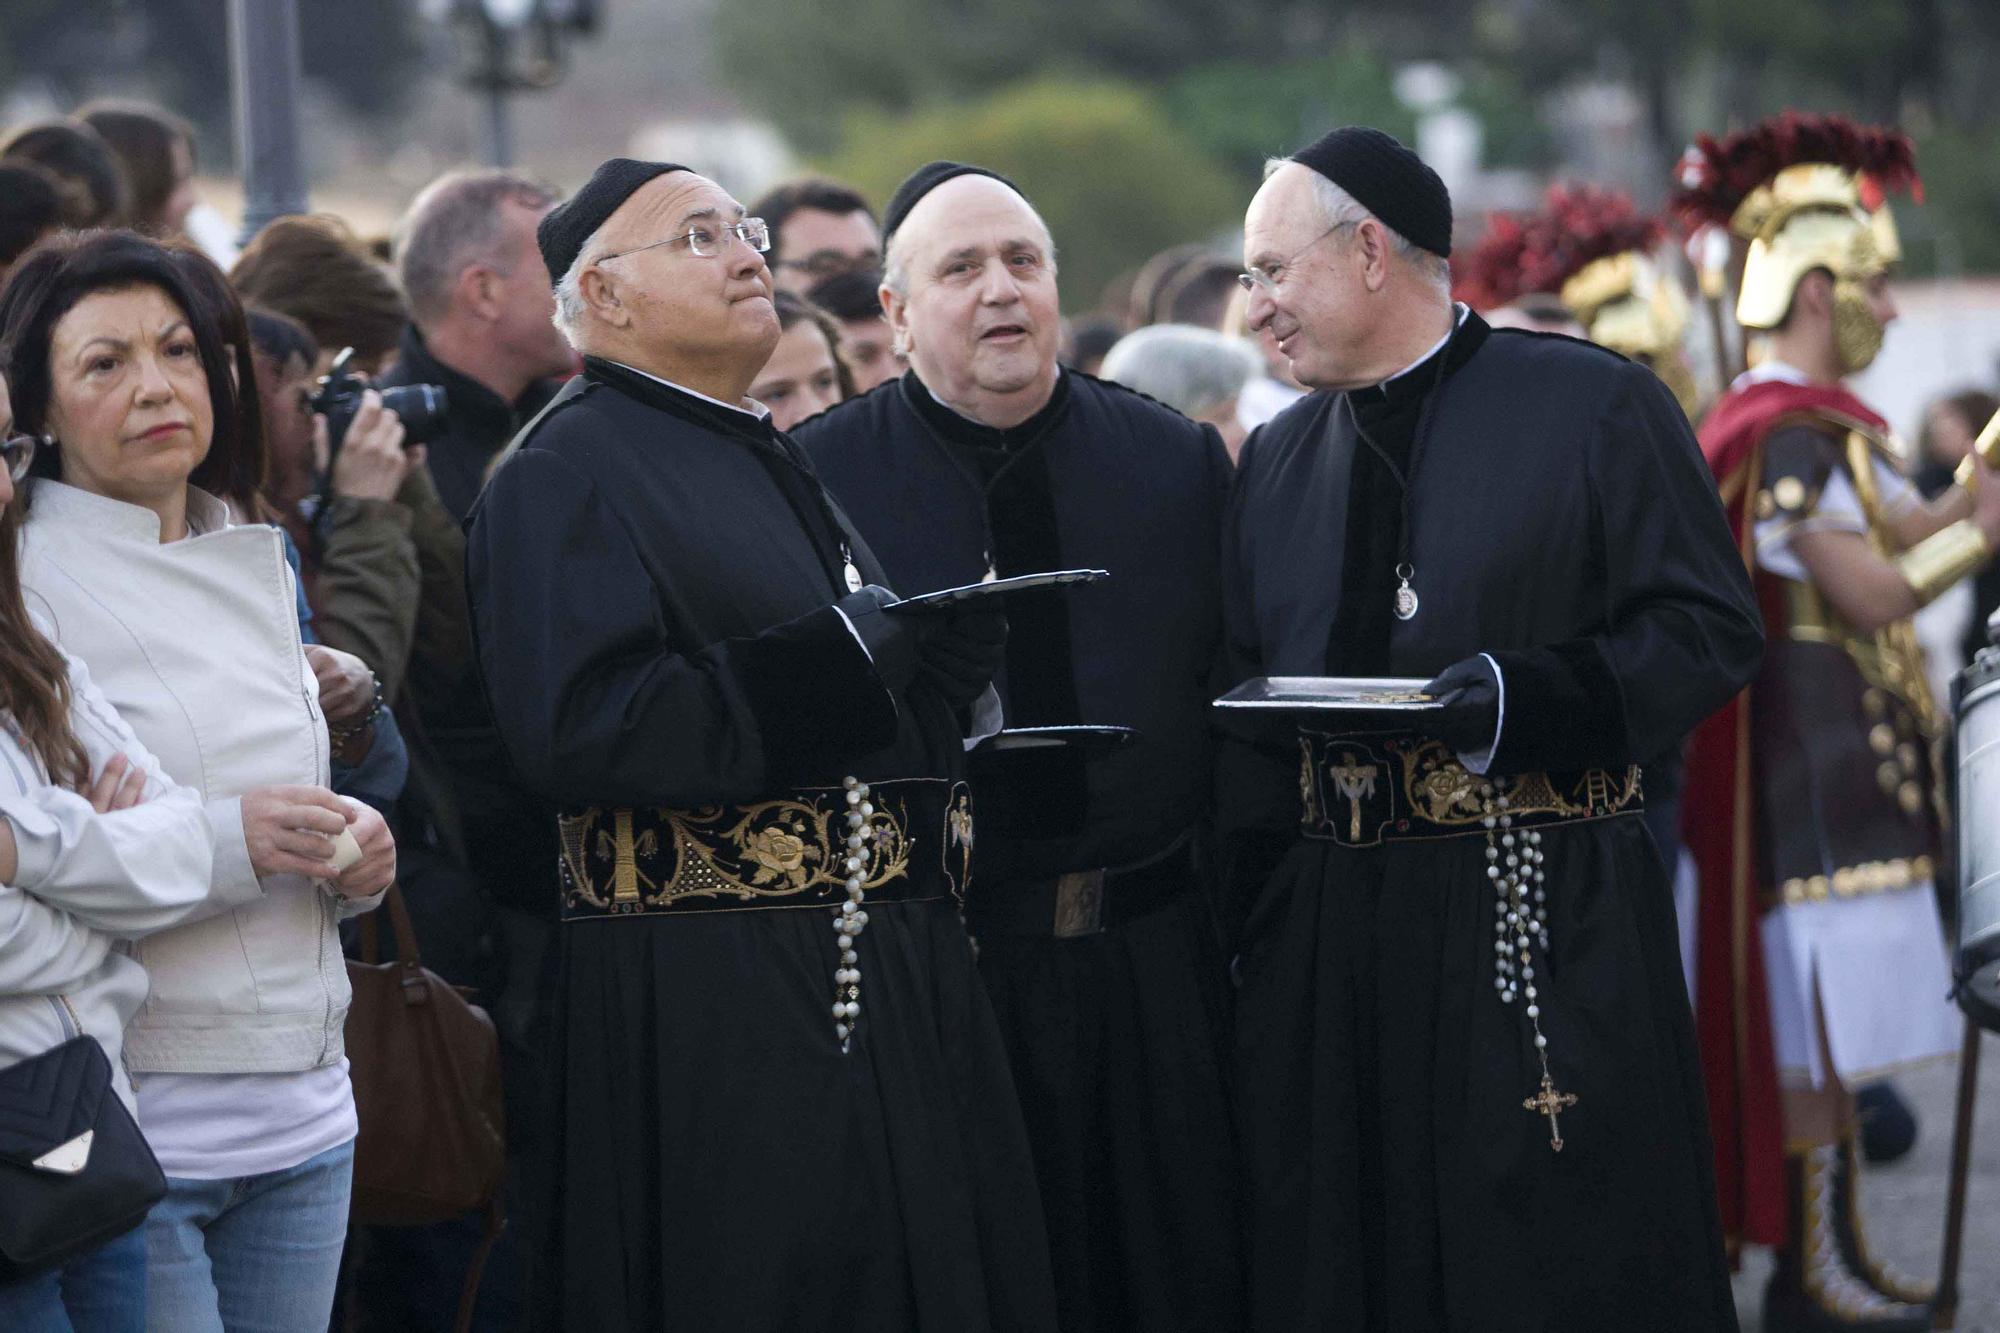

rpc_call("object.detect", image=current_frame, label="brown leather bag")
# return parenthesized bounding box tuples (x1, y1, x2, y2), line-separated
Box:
(345, 881, 507, 1330)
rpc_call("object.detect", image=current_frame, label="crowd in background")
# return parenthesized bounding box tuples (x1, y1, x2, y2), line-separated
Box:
(0, 96, 1998, 1333)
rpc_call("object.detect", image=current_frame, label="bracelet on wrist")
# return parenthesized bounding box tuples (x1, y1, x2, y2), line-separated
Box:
(327, 675, 385, 749)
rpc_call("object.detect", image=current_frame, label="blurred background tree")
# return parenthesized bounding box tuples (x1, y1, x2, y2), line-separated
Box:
(823, 78, 1240, 301)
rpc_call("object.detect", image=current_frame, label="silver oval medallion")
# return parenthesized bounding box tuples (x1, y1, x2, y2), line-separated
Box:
(844, 562, 865, 593)
(1394, 583, 1419, 621)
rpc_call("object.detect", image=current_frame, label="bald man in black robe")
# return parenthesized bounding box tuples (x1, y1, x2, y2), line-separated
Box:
(796, 162, 1242, 1333)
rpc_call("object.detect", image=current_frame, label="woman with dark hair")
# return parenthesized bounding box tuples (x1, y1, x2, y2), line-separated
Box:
(747, 290, 850, 430)
(0, 230, 397, 1330)
(76, 101, 199, 240)
(0, 119, 127, 230)
(0, 362, 379, 1328)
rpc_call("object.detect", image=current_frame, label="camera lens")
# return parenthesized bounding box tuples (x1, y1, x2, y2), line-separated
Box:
(379, 384, 450, 446)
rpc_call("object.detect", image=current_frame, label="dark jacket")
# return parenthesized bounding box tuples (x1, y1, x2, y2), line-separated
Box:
(379, 327, 564, 914)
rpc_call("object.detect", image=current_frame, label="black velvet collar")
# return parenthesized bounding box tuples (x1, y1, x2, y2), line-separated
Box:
(581, 356, 779, 450)
(899, 368, 1073, 481)
(1346, 308, 1490, 422)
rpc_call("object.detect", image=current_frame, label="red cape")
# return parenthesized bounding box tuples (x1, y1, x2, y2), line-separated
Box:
(1685, 377, 1888, 1254)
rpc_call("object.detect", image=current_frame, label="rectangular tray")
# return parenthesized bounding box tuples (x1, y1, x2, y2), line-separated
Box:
(885, 569, 1108, 614)
(1211, 676, 1443, 713)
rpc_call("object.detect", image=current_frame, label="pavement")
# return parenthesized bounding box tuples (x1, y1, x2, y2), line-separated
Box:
(1732, 1029, 2000, 1331)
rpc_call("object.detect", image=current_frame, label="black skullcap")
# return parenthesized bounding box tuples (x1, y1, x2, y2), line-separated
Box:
(881, 161, 1020, 246)
(1290, 127, 1453, 258)
(537, 157, 691, 287)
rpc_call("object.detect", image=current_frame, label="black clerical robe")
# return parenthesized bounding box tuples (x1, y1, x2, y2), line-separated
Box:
(1220, 312, 1761, 1332)
(465, 358, 1056, 1333)
(795, 370, 1243, 1332)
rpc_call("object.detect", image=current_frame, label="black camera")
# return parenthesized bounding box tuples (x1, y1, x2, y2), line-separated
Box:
(311, 347, 448, 452)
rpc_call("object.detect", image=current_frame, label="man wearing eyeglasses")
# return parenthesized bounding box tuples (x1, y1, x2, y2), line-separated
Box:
(1218, 128, 1762, 1331)
(750, 176, 883, 294)
(464, 158, 1056, 1333)
(794, 161, 1242, 1333)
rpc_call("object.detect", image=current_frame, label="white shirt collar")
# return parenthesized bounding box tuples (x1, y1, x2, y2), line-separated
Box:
(611, 361, 770, 420)
(26, 480, 231, 543)
(1379, 303, 1471, 387)
(1733, 358, 1812, 390)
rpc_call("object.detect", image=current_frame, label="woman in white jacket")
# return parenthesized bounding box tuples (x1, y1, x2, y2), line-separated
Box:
(1, 233, 397, 1331)
(0, 374, 378, 1329)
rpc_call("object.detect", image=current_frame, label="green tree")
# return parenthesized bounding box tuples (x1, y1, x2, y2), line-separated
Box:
(820, 78, 1243, 310)
(715, 0, 1335, 153)
(1164, 47, 1415, 180)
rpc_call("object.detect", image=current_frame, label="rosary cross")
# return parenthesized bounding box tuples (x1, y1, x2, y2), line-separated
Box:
(1523, 1072, 1578, 1152)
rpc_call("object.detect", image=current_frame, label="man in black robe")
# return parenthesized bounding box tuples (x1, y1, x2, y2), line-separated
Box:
(1220, 128, 1764, 1331)
(465, 157, 1056, 1332)
(793, 162, 1242, 1332)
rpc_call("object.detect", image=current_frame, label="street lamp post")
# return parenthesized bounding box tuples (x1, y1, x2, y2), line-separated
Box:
(228, 0, 309, 244)
(434, 0, 597, 169)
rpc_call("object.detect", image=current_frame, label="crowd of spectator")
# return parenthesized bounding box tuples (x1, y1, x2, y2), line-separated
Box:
(0, 97, 1310, 1331)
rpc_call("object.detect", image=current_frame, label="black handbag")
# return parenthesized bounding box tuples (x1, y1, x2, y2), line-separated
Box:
(0, 1035, 166, 1281)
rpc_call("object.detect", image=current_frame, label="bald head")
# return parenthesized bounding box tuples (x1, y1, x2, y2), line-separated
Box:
(883, 174, 1054, 298)
(880, 173, 1063, 429)
(554, 169, 780, 401)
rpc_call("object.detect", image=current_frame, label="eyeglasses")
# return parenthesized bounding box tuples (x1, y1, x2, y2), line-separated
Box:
(1237, 219, 1360, 296)
(596, 217, 772, 264)
(1, 432, 38, 483)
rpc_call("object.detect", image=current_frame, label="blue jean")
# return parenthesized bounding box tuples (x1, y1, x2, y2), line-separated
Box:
(143, 1139, 354, 1333)
(0, 1223, 148, 1333)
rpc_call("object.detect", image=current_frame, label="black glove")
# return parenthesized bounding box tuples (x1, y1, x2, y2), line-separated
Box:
(1418, 656, 1501, 756)
(918, 607, 1008, 708)
(836, 585, 921, 694)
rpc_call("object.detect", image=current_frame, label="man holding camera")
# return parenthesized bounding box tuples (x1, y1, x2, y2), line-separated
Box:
(467, 157, 1056, 1331)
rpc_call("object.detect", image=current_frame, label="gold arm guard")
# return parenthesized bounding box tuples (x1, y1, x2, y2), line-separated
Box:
(1895, 519, 1993, 606)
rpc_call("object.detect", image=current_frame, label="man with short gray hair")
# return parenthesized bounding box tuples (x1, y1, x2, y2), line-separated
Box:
(384, 169, 573, 520)
(1220, 127, 1761, 1329)
(466, 157, 1052, 1331)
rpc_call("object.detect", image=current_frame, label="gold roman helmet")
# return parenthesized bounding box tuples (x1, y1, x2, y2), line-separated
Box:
(1560, 250, 1690, 363)
(1673, 114, 1919, 372)
(1730, 164, 1891, 331)
(1561, 249, 1697, 415)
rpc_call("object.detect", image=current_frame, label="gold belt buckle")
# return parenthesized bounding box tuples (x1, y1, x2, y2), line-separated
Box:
(1051, 870, 1107, 938)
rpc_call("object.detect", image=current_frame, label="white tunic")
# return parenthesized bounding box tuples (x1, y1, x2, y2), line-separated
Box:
(1742, 360, 1959, 1087)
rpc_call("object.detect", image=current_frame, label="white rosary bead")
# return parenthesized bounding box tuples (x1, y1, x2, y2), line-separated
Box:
(1534, 1034, 1547, 1049)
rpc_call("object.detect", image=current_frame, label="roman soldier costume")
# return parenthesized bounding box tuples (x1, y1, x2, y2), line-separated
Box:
(1678, 112, 1983, 1332)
